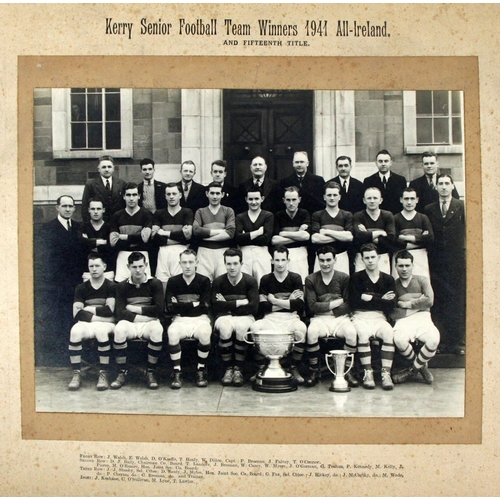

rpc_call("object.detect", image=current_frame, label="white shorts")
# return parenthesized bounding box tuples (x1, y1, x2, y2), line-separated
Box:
(392, 248, 430, 280)
(115, 251, 151, 282)
(82, 271, 115, 282)
(351, 310, 392, 339)
(287, 247, 309, 283)
(393, 311, 440, 343)
(240, 245, 272, 284)
(196, 246, 229, 281)
(70, 321, 115, 339)
(117, 319, 163, 339)
(314, 250, 350, 275)
(354, 252, 391, 274)
(214, 315, 255, 336)
(252, 312, 306, 341)
(308, 314, 353, 338)
(168, 314, 211, 339)
(156, 244, 188, 282)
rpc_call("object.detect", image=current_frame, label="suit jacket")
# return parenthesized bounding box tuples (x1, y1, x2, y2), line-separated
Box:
(409, 175, 460, 213)
(178, 180, 207, 214)
(81, 176, 127, 222)
(329, 175, 365, 215)
(280, 171, 325, 214)
(237, 177, 282, 215)
(363, 171, 408, 214)
(138, 179, 168, 211)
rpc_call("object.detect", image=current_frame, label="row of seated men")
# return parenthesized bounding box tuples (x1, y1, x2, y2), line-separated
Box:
(67, 244, 439, 392)
(36, 149, 465, 379)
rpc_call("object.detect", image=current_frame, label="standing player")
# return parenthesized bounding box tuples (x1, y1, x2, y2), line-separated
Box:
(235, 186, 274, 285)
(393, 187, 434, 278)
(193, 182, 236, 281)
(303, 246, 358, 389)
(311, 181, 353, 275)
(353, 187, 395, 274)
(152, 182, 193, 293)
(350, 243, 397, 390)
(165, 249, 212, 389)
(391, 251, 439, 385)
(271, 186, 311, 283)
(212, 249, 259, 387)
(110, 252, 164, 390)
(109, 182, 153, 282)
(250, 246, 307, 384)
(68, 253, 116, 391)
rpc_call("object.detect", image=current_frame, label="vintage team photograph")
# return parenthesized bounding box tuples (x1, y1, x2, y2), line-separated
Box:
(33, 86, 466, 418)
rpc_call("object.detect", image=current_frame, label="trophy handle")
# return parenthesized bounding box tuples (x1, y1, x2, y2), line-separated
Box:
(325, 352, 336, 376)
(244, 332, 255, 344)
(292, 331, 306, 344)
(344, 352, 354, 375)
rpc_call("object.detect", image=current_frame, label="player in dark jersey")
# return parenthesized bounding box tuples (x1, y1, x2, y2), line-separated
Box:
(110, 252, 164, 390)
(212, 248, 259, 386)
(166, 249, 212, 389)
(67, 253, 116, 391)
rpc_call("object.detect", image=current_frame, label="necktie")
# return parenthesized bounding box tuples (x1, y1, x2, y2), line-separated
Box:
(105, 179, 111, 194)
(342, 180, 347, 193)
(427, 175, 435, 190)
(298, 176, 303, 188)
(183, 182, 189, 193)
(441, 201, 448, 217)
(382, 176, 387, 189)
(67, 220, 71, 232)
(255, 179, 261, 187)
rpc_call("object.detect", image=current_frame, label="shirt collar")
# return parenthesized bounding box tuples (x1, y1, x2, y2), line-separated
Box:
(101, 176, 112, 186)
(57, 215, 71, 228)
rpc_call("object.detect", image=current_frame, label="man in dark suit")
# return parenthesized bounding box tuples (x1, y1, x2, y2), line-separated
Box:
(280, 151, 325, 214)
(328, 155, 365, 215)
(81, 155, 126, 223)
(237, 156, 281, 215)
(35, 195, 87, 365)
(178, 160, 207, 214)
(363, 149, 407, 214)
(409, 152, 460, 212)
(137, 158, 168, 213)
(425, 174, 465, 355)
(208, 159, 237, 210)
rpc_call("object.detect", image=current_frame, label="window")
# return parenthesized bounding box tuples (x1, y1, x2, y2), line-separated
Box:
(403, 90, 464, 154)
(52, 88, 133, 159)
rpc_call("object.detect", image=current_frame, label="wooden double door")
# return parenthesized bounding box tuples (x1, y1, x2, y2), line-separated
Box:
(223, 90, 314, 187)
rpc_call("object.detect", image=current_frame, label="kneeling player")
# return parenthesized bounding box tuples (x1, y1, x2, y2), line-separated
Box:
(304, 246, 358, 388)
(212, 248, 259, 386)
(350, 243, 397, 390)
(166, 249, 212, 389)
(250, 246, 307, 383)
(391, 250, 440, 384)
(68, 253, 116, 391)
(111, 252, 164, 390)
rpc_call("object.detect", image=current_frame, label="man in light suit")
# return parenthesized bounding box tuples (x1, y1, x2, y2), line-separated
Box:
(236, 156, 281, 214)
(280, 151, 325, 215)
(178, 160, 207, 214)
(363, 149, 407, 214)
(409, 152, 460, 213)
(328, 155, 365, 215)
(424, 174, 465, 355)
(81, 156, 126, 223)
(137, 158, 168, 213)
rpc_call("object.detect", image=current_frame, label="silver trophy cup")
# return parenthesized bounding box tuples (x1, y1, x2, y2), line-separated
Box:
(245, 330, 298, 393)
(325, 350, 354, 393)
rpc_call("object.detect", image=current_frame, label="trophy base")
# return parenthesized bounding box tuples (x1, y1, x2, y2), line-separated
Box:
(329, 383, 351, 393)
(253, 374, 297, 393)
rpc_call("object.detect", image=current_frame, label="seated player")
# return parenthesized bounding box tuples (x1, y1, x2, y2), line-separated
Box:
(193, 181, 235, 281)
(68, 253, 116, 391)
(353, 187, 395, 274)
(350, 243, 397, 390)
(78, 197, 116, 281)
(235, 186, 274, 285)
(166, 249, 212, 389)
(110, 182, 153, 282)
(392, 187, 434, 279)
(212, 248, 259, 387)
(271, 186, 311, 283)
(152, 182, 193, 293)
(111, 252, 164, 390)
(249, 246, 307, 384)
(391, 251, 440, 385)
(311, 181, 353, 275)
(304, 246, 358, 389)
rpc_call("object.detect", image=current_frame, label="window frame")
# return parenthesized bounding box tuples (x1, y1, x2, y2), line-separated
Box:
(403, 90, 464, 155)
(51, 88, 133, 159)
